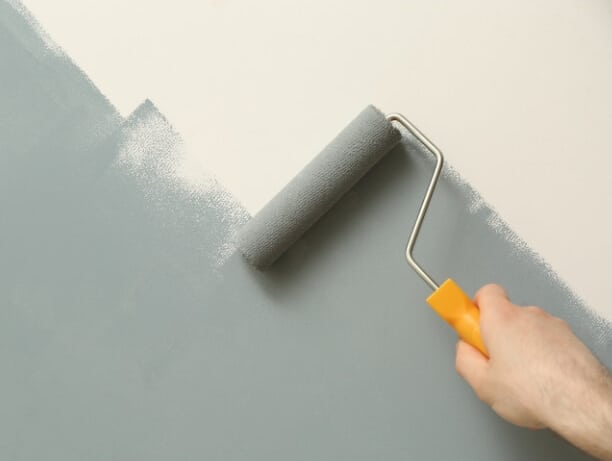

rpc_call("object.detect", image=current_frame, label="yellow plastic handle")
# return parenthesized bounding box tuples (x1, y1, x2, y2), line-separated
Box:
(426, 279, 488, 357)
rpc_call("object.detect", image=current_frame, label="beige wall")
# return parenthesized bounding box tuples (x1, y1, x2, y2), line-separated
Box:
(21, 0, 612, 319)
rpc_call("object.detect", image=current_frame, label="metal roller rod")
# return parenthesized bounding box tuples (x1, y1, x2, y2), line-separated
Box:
(386, 113, 444, 291)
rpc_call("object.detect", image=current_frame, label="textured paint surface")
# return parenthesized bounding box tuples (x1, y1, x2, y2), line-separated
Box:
(236, 105, 401, 269)
(1, 2, 610, 459)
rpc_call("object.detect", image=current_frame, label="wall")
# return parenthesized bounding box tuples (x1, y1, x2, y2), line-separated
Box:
(1, 2, 610, 459)
(18, 0, 612, 319)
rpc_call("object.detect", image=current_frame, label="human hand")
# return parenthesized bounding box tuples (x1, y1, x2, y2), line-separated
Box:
(455, 284, 612, 460)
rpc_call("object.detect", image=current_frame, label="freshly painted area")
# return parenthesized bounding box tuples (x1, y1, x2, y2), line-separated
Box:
(18, 0, 612, 318)
(1, 3, 609, 458)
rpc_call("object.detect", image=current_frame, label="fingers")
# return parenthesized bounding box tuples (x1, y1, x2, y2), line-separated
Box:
(474, 283, 510, 307)
(456, 340, 490, 402)
(474, 283, 515, 324)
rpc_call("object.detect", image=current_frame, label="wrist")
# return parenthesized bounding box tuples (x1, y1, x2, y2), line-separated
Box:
(545, 366, 612, 459)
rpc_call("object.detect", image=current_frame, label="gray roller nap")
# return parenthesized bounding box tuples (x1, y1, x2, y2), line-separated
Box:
(236, 105, 402, 269)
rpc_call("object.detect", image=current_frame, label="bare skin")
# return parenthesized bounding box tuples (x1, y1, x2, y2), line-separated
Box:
(456, 284, 612, 461)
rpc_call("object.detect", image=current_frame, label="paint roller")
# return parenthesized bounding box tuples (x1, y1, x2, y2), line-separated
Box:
(235, 105, 487, 356)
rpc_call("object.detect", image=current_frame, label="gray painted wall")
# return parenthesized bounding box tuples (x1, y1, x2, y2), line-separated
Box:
(1, 2, 610, 459)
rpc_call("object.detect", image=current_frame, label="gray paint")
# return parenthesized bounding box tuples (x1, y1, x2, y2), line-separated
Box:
(1, 1, 610, 460)
(236, 105, 401, 269)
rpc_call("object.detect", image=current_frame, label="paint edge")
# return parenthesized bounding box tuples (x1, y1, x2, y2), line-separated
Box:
(443, 164, 612, 343)
(4, 0, 121, 117)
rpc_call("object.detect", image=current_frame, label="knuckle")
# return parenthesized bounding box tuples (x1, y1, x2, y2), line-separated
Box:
(480, 283, 500, 292)
(476, 283, 502, 299)
(554, 317, 569, 327)
(471, 377, 492, 403)
(525, 305, 545, 315)
(474, 387, 490, 403)
(487, 302, 514, 323)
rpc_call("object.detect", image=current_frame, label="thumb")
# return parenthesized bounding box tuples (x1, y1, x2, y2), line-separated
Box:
(455, 340, 490, 402)
(474, 283, 512, 314)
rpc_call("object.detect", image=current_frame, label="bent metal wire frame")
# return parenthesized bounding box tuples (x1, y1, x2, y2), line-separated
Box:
(386, 113, 444, 291)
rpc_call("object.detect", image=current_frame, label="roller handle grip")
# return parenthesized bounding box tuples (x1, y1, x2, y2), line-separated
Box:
(426, 279, 488, 357)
